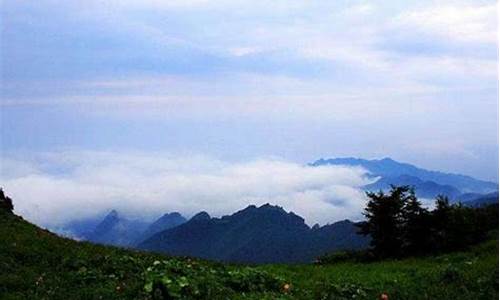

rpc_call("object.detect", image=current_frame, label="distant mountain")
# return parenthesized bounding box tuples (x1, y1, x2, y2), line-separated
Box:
(456, 192, 486, 202)
(134, 212, 186, 245)
(56, 214, 105, 240)
(85, 210, 149, 247)
(462, 192, 499, 207)
(138, 204, 368, 264)
(312, 157, 498, 195)
(364, 174, 462, 199)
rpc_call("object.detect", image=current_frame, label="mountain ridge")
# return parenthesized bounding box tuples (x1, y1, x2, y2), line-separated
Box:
(138, 203, 368, 264)
(312, 157, 498, 194)
(85, 210, 149, 247)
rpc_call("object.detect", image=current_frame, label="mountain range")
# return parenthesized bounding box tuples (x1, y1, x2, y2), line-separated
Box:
(59, 157, 498, 263)
(62, 210, 187, 247)
(460, 191, 499, 207)
(312, 157, 498, 199)
(84, 210, 149, 247)
(138, 204, 368, 264)
(134, 212, 187, 245)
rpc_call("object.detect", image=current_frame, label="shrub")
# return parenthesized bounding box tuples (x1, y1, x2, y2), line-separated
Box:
(315, 250, 374, 265)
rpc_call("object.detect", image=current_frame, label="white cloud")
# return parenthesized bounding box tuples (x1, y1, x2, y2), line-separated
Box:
(393, 3, 497, 44)
(0, 151, 371, 228)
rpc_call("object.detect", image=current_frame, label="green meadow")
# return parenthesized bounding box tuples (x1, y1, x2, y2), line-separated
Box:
(1, 208, 497, 300)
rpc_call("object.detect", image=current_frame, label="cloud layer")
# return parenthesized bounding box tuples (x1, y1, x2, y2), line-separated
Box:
(1, 151, 371, 228)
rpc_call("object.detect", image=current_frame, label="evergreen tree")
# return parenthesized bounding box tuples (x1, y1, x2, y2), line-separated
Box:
(401, 191, 431, 255)
(431, 195, 453, 251)
(359, 187, 498, 260)
(0, 188, 14, 212)
(358, 185, 410, 258)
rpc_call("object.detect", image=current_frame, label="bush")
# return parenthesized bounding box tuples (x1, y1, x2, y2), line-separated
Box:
(315, 250, 374, 265)
(143, 260, 285, 299)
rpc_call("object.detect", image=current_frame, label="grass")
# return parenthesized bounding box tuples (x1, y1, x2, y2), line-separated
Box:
(261, 240, 498, 299)
(1, 209, 498, 299)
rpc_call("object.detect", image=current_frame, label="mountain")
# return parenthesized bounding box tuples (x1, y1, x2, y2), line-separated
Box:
(462, 192, 499, 207)
(85, 210, 149, 247)
(312, 157, 498, 195)
(457, 192, 487, 202)
(138, 204, 368, 264)
(364, 174, 462, 199)
(134, 212, 186, 245)
(54, 214, 104, 239)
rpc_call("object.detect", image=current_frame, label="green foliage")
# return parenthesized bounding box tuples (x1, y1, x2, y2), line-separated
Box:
(315, 250, 373, 264)
(359, 186, 411, 258)
(0, 188, 14, 212)
(142, 260, 283, 299)
(313, 282, 371, 300)
(358, 185, 498, 258)
(262, 239, 499, 300)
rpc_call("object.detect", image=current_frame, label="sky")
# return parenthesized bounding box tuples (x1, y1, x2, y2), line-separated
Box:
(0, 1, 498, 226)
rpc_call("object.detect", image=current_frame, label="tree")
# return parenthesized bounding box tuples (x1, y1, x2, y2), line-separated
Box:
(401, 192, 431, 255)
(358, 185, 411, 258)
(358, 187, 498, 260)
(0, 188, 14, 212)
(430, 195, 455, 252)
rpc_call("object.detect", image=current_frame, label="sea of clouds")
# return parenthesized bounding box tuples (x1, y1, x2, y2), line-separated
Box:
(1, 150, 373, 228)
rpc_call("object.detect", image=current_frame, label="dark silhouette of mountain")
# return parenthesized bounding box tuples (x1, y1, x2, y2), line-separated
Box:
(85, 210, 149, 247)
(456, 192, 484, 202)
(312, 157, 498, 194)
(57, 215, 104, 240)
(462, 191, 499, 207)
(134, 212, 186, 245)
(364, 174, 462, 199)
(138, 204, 368, 264)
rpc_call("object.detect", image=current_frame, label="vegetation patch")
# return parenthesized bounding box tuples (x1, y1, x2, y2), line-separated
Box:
(0, 189, 497, 299)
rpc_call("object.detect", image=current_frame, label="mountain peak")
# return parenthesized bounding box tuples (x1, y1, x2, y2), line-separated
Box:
(258, 203, 284, 211)
(159, 212, 183, 220)
(107, 210, 119, 218)
(379, 157, 395, 162)
(191, 211, 211, 221)
(168, 212, 182, 218)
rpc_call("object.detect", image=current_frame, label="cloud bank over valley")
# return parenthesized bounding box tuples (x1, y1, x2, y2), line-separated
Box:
(1, 151, 371, 228)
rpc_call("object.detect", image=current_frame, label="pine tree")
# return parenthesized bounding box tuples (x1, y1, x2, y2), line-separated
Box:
(401, 191, 431, 255)
(358, 186, 409, 258)
(0, 188, 14, 212)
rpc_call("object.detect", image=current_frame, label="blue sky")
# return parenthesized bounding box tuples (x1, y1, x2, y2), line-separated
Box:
(1, 0, 498, 182)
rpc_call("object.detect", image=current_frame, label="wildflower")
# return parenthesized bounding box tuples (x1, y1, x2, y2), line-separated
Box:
(283, 283, 291, 293)
(35, 276, 44, 286)
(380, 293, 389, 300)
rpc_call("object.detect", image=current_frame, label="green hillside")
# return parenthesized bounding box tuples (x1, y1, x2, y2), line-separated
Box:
(1, 208, 498, 299)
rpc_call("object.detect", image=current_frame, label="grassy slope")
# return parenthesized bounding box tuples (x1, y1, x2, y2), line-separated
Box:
(263, 240, 498, 299)
(1, 209, 498, 299)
